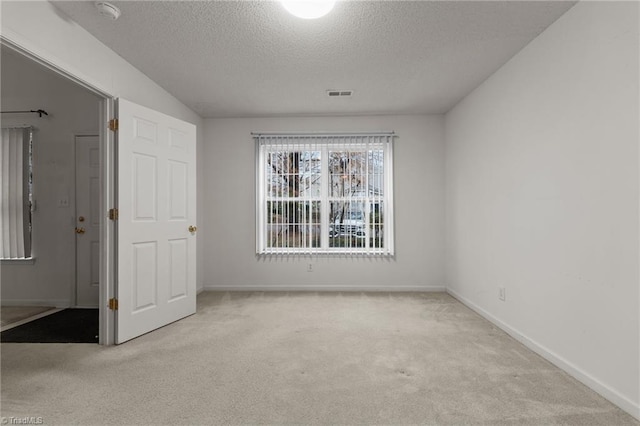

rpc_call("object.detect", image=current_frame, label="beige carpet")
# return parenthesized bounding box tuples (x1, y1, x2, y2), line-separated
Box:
(1, 306, 56, 328)
(1, 292, 637, 425)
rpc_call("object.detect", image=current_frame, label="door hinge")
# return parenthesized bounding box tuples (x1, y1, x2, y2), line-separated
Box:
(108, 208, 119, 221)
(108, 298, 118, 311)
(108, 118, 119, 132)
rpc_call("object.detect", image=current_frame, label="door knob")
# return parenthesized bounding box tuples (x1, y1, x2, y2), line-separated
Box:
(75, 227, 86, 235)
(188, 225, 197, 233)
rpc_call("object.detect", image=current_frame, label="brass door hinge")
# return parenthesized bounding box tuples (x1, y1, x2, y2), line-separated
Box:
(108, 298, 118, 310)
(108, 208, 119, 221)
(108, 118, 119, 132)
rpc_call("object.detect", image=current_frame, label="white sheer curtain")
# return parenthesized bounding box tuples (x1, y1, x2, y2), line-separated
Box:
(1, 127, 31, 259)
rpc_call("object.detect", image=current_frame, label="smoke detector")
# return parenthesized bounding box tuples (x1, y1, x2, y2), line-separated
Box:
(95, 1, 121, 20)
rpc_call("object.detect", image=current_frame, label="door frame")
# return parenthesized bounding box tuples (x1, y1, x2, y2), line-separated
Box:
(1, 37, 117, 345)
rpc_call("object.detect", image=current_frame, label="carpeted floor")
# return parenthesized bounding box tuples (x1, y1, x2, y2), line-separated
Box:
(1, 309, 99, 343)
(1, 291, 637, 425)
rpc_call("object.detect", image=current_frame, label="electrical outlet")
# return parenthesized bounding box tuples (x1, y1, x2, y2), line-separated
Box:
(307, 263, 313, 272)
(498, 287, 506, 301)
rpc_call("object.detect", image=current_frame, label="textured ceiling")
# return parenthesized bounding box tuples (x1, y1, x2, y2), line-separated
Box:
(50, 1, 576, 118)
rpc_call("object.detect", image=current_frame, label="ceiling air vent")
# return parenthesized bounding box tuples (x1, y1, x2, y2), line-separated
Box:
(327, 90, 353, 98)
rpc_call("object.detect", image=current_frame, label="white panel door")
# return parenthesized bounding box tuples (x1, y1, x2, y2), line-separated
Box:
(117, 98, 196, 344)
(75, 135, 100, 307)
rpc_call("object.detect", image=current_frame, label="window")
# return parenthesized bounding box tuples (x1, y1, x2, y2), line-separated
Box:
(255, 133, 394, 255)
(1, 127, 33, 259)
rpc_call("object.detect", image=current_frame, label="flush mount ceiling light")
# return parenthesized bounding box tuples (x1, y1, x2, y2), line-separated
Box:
(281, 0, 336, 19)
(95, 1, 121, 20)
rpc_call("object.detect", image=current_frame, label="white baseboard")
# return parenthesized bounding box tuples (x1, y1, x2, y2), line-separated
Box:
(446, 288, 640, 421)
(1, 299, 70, 308)
(203, 285, 446, 292)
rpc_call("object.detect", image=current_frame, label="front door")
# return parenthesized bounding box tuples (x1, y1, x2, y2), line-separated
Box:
(75, 135, 100, 307)
(116, 98, 197, 343)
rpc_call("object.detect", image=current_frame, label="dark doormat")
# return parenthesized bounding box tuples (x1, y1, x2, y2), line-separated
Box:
(1, 309, 98, 343)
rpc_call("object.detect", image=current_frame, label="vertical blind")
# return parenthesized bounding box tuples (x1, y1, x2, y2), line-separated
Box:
(1, 127, 32, 259)
(255, 132, 394, 256)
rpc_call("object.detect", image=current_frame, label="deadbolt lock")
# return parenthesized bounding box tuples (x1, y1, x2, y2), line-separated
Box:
(188, 225, 197, 233)
(78, 216, 85, 222)
(75, 227, 86, 235)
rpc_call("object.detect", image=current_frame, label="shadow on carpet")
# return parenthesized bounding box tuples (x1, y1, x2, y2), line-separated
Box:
(1, 309, 98, 343)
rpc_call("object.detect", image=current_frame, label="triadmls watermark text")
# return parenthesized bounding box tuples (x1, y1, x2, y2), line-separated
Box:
(1, 417, 44, 425)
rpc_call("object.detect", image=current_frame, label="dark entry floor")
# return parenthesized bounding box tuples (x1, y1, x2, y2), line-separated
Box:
(0, 309, 98, 343)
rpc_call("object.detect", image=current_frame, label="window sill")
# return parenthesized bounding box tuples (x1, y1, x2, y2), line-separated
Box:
(257, 251, 394, 257)
(1, 258, 36, 265)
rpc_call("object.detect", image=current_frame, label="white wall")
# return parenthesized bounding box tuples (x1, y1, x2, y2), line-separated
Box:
(1, 1, 205, 291)
(445, 1, 639, 417)
(1, 49, 100, 306)
(204, 115, 445, 290)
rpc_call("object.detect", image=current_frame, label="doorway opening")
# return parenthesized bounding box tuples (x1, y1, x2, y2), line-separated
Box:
(0, 41, 115, 344)
(2, 36, 198, 345)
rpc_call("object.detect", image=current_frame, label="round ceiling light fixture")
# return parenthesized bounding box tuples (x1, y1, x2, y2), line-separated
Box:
(95, 1, 121, 20)
(281, 0, 336, 19)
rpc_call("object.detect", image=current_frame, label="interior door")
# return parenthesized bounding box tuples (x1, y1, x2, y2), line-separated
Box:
(116, 98, 197, 344)
(75, 135, 100, 307)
